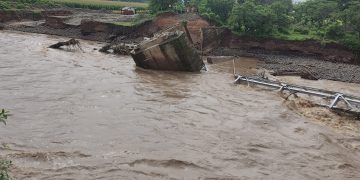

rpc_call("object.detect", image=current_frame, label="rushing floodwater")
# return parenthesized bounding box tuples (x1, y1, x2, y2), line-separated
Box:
(1, 31, 360, 179)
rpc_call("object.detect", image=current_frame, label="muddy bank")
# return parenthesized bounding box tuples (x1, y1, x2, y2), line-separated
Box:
(6, 21, 151, 43)
(0, 10, 43, 22)
(1, 31, 360, 179)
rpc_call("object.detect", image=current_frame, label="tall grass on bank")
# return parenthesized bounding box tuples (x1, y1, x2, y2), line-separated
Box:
(52, 0, 148, 10)
(0, 0, 58, 10)
(0, 0, 148, 10)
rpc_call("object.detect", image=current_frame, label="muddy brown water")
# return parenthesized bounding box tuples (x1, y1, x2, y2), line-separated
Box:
(1, 31, 360, 179)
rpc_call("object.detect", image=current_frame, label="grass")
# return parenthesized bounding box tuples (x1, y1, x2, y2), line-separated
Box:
(273, 32, 320, 41)
(113, 21, 136, 27)
(51, 0, 148, 10)
(1, 0, 58, 10)
(232, 30, 355, 50)
(273, 30, 360, 50)
(113, 13, 152, 27)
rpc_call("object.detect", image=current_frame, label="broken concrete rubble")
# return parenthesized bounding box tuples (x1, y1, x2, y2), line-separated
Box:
(100, 42, 137, 55)
(131, 31, 204, 72)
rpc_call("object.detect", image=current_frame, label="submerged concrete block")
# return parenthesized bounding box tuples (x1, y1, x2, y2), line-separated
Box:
(131, 31, 203, 72)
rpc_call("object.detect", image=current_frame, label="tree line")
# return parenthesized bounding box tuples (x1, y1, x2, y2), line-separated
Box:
(149, 0, 360, 50)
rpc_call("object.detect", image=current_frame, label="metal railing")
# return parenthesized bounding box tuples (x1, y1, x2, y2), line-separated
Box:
(234, 74, 360, 111)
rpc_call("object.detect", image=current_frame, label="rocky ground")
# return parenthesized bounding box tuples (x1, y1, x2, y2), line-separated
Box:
(211, 47, 360, 84)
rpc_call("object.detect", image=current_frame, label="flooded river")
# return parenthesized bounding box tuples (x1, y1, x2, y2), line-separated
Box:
(1, 31, 360, 179)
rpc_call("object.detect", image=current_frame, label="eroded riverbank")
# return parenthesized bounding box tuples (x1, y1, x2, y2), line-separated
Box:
(1, 31, 360, 179)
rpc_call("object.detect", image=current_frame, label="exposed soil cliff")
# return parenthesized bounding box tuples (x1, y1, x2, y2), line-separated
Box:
(0, 10, 43, 22)
(224, 35, 359, 64)
(136, 12, 209, 44)
(201, 27, 359, 64)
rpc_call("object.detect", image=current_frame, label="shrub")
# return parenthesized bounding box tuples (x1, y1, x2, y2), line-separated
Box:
(293, 25, 310, 34)
(325, 21, 345, 38)
(0, 2, 11, 9)
(0, 160, 11, 180)
(340, 34, 360, 50)
(0, 109, 9, 125)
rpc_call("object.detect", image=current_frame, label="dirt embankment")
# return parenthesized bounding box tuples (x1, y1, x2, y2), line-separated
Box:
(224, 35, 359, 64)
(0, 10, 43, 22)
(202, 27, 359, 65)
(131, 12, 210, 44)
(1, 10, 209, 43)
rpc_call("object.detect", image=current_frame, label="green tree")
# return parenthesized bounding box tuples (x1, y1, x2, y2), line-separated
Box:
(294, 0, 338, 28)
(199, 0, 235, 24)
(189, 0, 201, 7)
(174, 1, 185, 13)
(228, 0, 275, 35)
(347, 2, 360, 38)
(149, 0, 179, 12)
(325, 20, 345, 38)
(270, 0, 293, 33)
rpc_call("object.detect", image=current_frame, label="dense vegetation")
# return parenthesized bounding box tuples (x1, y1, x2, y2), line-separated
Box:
(149, 0, 360, 50)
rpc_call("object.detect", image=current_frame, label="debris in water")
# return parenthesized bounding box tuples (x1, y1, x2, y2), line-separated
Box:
(100, 43, 137, 55)
(49, 38, 83, 51)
